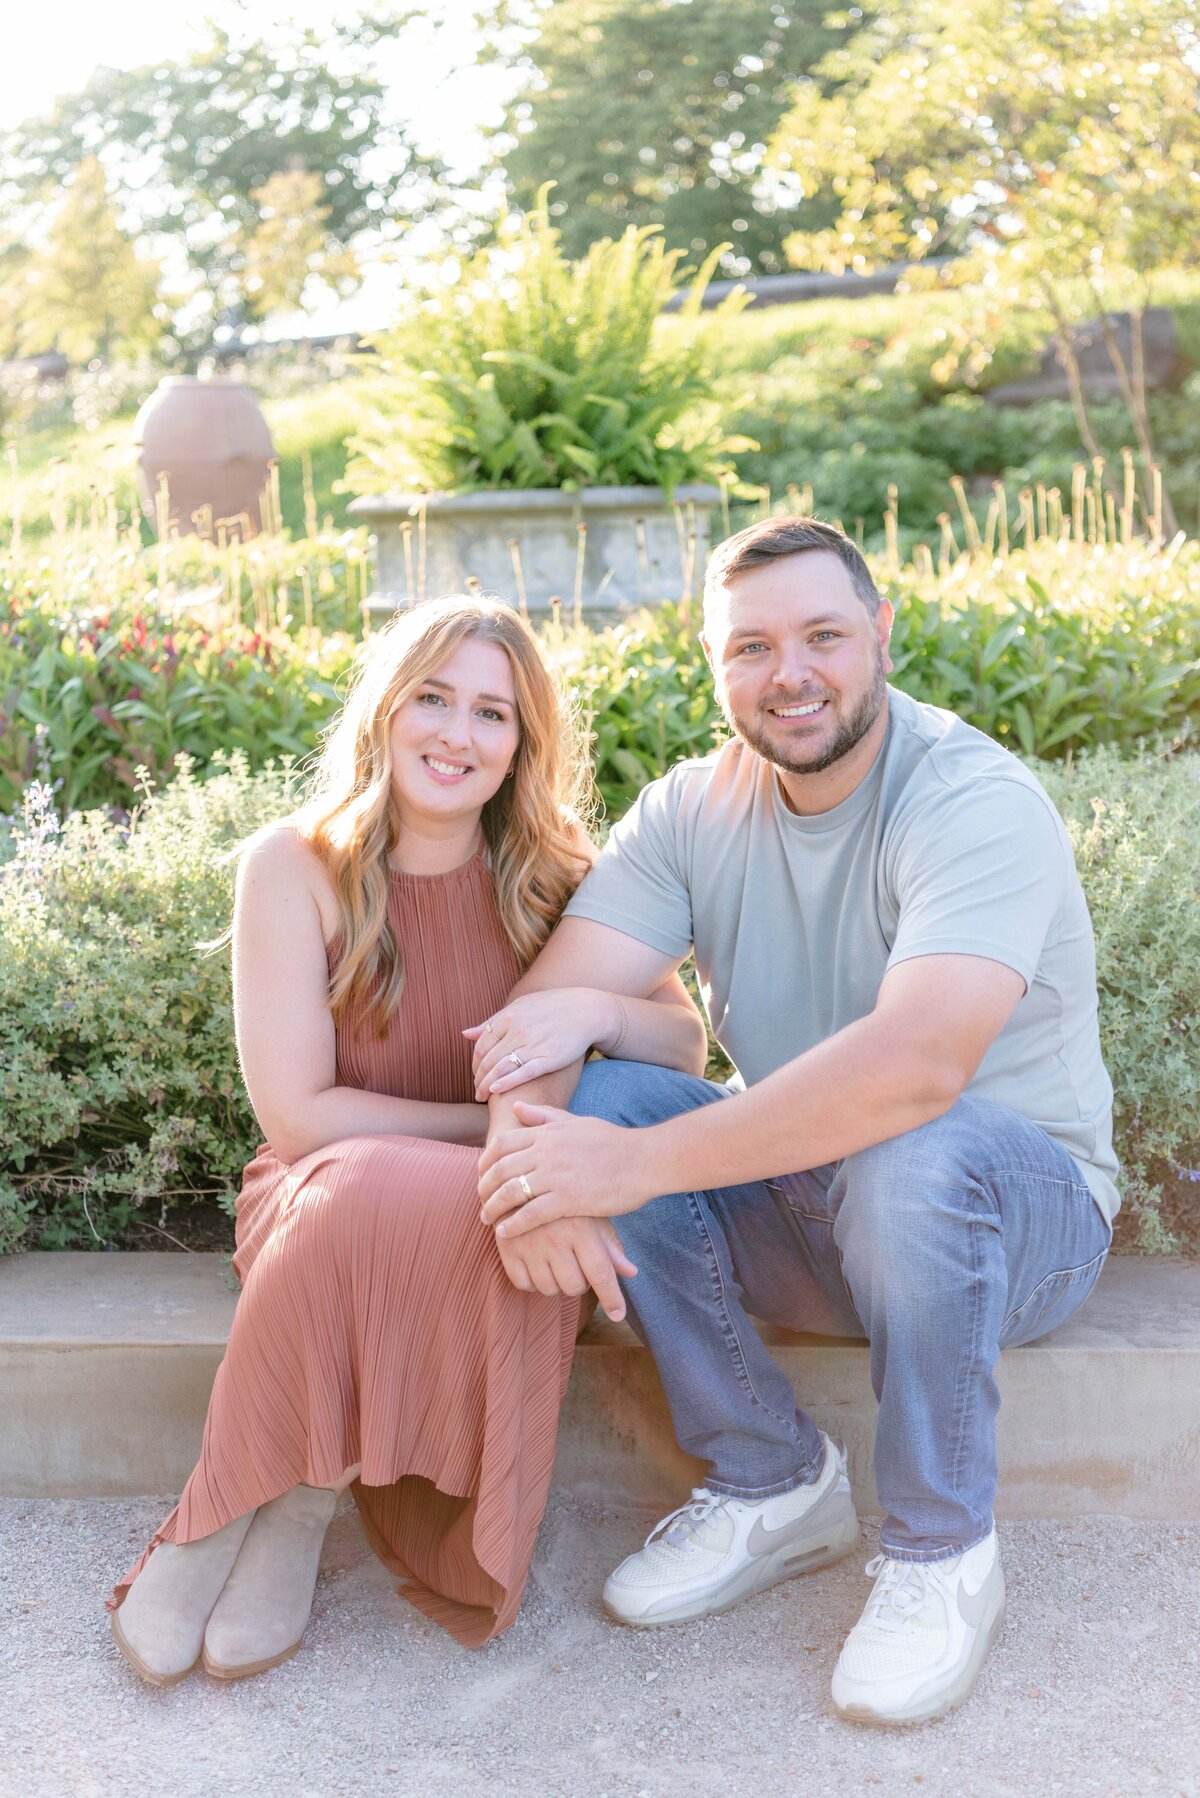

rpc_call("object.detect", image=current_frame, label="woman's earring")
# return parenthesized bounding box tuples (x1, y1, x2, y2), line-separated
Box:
(505, 765, 516, 781)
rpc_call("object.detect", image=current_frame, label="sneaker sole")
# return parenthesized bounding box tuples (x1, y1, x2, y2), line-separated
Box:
(604, 1510, 862, 1629)
(834, 1595, 1007, 1727)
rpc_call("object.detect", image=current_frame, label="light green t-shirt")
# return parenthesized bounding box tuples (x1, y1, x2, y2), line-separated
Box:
(566, 687, 1119, 1223)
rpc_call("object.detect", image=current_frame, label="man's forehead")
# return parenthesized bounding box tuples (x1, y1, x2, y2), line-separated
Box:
(706, 552, 864, 635)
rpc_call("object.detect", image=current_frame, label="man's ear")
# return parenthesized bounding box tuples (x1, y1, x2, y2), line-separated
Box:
(876, 601, 895, 676)
(700, 632, 715, 671)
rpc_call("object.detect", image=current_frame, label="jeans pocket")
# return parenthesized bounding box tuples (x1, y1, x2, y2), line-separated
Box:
(1001, 1247, 1109, 1349)
(766, 1165, 841, 1225)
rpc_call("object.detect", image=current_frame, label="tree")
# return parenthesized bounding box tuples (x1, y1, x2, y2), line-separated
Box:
(766, 0, 1200, 533)
(493, 0, 858, 273)
(0, 238, 36, 363)
(240, 169, 361, 320)
(0, 16, 438, 342)
(26, 158, 161, 363)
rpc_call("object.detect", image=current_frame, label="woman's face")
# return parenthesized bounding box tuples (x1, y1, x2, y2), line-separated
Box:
(388, 635, 521, 832)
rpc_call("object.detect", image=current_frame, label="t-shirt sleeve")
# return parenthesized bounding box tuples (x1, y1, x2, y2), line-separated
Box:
(885, 776, 1068, 987)
(564, 772, 695, 958)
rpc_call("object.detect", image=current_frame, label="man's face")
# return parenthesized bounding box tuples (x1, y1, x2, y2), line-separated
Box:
(703, 551, 894, 780)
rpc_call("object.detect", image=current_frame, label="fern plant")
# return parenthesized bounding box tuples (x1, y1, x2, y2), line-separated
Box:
(345, 197, 753, 496)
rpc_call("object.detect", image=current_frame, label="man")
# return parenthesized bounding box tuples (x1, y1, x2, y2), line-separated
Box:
(477, 517, 1117, 1725)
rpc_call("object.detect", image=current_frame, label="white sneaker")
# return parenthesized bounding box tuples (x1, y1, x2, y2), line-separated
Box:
(603, 1435, 860, 1628)
(831, 1529, 1006, 1725)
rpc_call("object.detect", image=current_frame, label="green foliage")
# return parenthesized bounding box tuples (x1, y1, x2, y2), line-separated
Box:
(494, 0, 852, 275)
(1037, 749, 1200, 1254)
(346, 200, 754, 497)
(699, 281, 1200, 547)
(884, 546, 1200, 759)
(544, 602, 725, 810)
(0, 605, 352, 818)
(0, 756, 292, 1251)
(6, 530, 1200, 819)
(772, 0, 1200, 290)
(0, 552, 358, 814)
(767, 0, 1200, 534)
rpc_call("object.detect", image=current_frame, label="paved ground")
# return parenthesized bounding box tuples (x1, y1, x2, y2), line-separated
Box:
(1, 1496, 1198, 1798)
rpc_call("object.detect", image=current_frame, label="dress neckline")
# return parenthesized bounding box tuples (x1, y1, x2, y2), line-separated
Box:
(387, 849, 488, 884)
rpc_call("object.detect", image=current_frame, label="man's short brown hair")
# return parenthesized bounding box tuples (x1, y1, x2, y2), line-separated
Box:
(704, 516, 882, 617)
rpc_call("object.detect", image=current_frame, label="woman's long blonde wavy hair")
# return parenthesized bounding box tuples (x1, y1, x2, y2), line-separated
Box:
(295, 595, 592, 1034)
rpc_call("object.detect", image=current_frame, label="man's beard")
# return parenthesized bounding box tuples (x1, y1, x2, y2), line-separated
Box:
(725, 651, 887, 777)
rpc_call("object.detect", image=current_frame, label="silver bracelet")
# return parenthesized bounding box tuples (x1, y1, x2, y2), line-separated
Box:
(609, 996, 630, 1056)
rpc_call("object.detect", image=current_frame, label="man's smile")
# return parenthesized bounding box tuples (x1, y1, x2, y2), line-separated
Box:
(769, 699, 829, 719)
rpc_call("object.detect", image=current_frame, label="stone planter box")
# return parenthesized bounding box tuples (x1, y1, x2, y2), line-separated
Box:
(347, 484, 723, 619)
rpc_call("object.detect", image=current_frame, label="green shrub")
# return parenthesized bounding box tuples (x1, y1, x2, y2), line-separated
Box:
(1038, 748, 1200, 1254)
(884, 544, 1200, 758)
(346, 199, 753, 497)
(3, 748, 1195, 1255)
(0, 599, 353, 815)
(6, 539, 1200, 818)
(0, 757, 293, 1252)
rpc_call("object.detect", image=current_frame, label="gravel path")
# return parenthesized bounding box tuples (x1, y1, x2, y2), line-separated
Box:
(1, 1497, 1198, 1798)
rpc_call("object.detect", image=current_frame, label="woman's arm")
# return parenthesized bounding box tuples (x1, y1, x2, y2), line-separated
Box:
(468, 976, 709, 1098)
(233, 828, 487, 1163)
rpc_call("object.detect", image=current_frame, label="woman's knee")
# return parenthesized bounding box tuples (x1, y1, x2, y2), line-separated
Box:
(570, 1058, 725, 1129)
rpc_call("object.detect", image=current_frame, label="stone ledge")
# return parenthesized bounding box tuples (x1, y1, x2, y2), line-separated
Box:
(3, 1253, 1198, 1517)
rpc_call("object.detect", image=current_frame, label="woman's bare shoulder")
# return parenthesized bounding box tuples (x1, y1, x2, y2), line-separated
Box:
(237, 823, 340, 938)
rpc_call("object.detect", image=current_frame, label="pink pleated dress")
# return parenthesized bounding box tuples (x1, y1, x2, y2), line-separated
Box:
(110, 853, 583, 1648)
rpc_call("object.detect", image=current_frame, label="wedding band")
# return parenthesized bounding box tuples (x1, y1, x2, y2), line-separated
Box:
(507, 1050, 524, 1068)
(518, 1175, 534, 1201)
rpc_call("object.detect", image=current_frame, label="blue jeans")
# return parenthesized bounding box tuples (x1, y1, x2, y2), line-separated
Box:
(571, 1060, 1111, 1562)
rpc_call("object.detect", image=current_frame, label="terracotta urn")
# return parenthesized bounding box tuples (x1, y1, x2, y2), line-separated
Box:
(133, 377, 275, 539)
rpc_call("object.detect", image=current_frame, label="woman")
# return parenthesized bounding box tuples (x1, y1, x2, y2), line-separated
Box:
(108, 595, 708, 1686)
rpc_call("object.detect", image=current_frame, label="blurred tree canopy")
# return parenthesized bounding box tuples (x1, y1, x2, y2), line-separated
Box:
(767, 0, 1200, 531)
(0, 15, 438, 347)
(24, 159, 163, 364)
(491, 0, 860, 273)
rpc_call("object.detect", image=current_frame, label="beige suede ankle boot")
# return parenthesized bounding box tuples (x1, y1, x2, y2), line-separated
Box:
(202, 1484, 338, 1680)
(111, 1510, 256, 1688)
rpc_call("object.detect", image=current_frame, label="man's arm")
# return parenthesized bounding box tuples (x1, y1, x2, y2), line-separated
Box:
(479, 953, 1025, 1232)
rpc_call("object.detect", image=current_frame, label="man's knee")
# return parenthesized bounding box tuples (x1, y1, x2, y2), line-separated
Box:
(834, 1098, 1004, 1252)
(569, 1058, 726, 1129)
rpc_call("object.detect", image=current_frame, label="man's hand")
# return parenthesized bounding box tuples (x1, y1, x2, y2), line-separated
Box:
(493, 1212, 636, 1322)
(479, 1102, 650, 1237)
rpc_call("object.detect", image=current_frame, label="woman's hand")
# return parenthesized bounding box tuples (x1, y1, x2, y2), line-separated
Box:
(465, 989, 618, 1100)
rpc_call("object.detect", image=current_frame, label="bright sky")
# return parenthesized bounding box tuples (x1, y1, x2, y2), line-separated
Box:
(2, 0, 515, 331)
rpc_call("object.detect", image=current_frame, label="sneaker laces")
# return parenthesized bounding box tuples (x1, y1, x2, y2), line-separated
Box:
(646, 1488, 730, 1551)
(861, 1554, 936, 1633)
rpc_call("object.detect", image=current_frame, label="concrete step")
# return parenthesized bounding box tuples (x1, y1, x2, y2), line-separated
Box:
(3, 1252, 1198, 1517)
